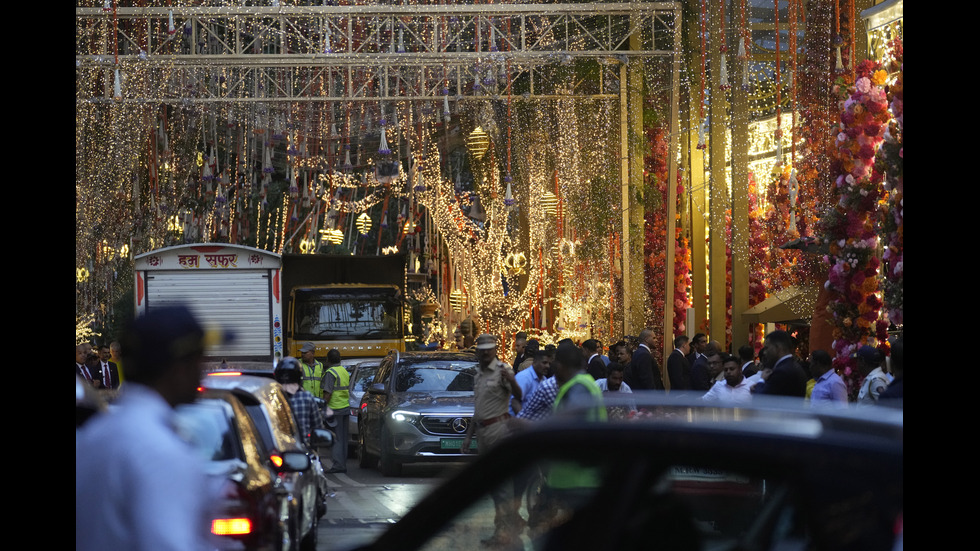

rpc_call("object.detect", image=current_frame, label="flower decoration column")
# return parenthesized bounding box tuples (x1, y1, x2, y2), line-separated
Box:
(819, 60, 892, 398)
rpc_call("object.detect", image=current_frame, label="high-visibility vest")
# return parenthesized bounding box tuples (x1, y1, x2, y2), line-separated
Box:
(301, 360, 325, 398)
(553, 373, 607, 421)
(549, 373, 606, 489)
(324, 364, 350, 410)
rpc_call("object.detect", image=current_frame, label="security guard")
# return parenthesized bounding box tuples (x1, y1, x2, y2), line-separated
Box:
(321, 348, 350, 473)
(298, 341, 325, 398)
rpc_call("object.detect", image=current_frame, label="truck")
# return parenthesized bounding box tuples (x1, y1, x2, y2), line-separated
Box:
(134, 243, 408, 371)
(281, 252, 407, 367)
(134, 244, 285, 371)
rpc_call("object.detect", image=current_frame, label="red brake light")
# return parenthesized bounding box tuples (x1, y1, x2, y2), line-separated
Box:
(212, 517, 253, 536)
(209, 371, 243, 377)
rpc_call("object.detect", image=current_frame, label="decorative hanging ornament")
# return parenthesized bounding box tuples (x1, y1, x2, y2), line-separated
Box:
(503, 175, 515, 211)
(719, 50, 731, 91)
(697, 118, 708, 150)
(113, 67, 122, 101)
(378, 126, 391, 155)
(788, 168, 799, 234)
(397, 25, 405, 53)
(168, 10, 176, 35)
(833, 35, 845, 73)
(443, 90, 451, 123)
(356, 212, 372, 235)
(466, 127, 490, 160)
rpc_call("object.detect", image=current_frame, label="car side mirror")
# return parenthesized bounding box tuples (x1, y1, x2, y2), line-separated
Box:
(276, 450, 312, 472)
(311, 428, 334, 448)
(367, 382, 386, 395)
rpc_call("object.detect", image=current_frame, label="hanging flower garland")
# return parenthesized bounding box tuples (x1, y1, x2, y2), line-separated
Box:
(877, 37, 903, 327)
(819, 59, 891, 397)
(747, 171, 768, 351)
(673, 171, 692, 337)
(643, 123, 669, 354)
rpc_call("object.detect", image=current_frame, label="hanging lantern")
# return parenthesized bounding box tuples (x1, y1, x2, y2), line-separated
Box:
(449, 289, 465, 312)
(504, 252, 527, 275)
(466, 126, 490, 160)
(320, 228, 344, 245)
(299, 238, 317, 253)
(541, 191, 558, 216)
(356, 212, 372, 235)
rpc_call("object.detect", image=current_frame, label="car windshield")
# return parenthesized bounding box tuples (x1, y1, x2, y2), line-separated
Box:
(292, 287, 402, 340)
(174, 399, 239, 462)
(394, 361, 477, 393)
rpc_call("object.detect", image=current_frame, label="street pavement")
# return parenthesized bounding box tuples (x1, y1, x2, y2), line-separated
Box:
(317, 462, 466, 550)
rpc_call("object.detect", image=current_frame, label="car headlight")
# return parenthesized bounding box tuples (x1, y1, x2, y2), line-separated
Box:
(390, 410, 421, 423)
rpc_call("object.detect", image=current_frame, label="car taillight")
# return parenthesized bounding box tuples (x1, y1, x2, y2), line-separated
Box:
(212, 479, 257, 540)
(212, 517, 253, 536)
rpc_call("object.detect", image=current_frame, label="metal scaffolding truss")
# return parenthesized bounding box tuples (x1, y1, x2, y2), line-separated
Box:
(76, 3, 681, 103)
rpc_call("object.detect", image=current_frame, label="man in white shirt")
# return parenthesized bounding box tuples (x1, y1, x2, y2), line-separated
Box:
(595, 363, 636, 418)
(702, 354, 753, 405)
(76, 305, 218, 551)
(855, 345, 889, 406)
(511, 345, 553, 415)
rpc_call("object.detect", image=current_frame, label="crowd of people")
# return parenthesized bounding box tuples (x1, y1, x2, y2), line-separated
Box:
(461, 328, 903, 547)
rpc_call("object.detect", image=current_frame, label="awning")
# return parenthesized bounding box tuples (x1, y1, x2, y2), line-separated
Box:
(742, 285, 819, 325)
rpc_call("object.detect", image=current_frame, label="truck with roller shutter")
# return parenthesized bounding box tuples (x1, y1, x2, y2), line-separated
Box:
(134, 243, 284, 371)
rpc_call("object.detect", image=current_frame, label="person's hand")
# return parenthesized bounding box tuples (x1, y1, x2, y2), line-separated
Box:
(325, 407, 335, 420)
(461, 435, 473, 454)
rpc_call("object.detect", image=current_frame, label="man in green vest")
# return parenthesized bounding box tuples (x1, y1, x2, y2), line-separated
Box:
(299, 341, 325, 399)
(321, 348, 350, 473)
(528, 340, 606, 542)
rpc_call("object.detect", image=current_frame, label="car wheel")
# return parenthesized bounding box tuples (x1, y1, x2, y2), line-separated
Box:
(358, 430, 377, 469)
(379, 426, 402, 477)
(300, 503, 318, 551)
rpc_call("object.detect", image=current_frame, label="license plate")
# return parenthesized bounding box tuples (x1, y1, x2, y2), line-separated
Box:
(440, 438, 473, 450)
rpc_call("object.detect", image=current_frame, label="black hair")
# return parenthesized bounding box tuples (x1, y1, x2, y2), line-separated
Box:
(327, 348, 342, 364)
(738, 345, 755, 362)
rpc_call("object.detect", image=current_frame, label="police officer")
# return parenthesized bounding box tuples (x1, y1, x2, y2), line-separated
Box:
(321, 348, 350, 473)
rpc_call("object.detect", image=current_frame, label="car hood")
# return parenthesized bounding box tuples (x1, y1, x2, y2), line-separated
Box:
(390, 392, 474, 413)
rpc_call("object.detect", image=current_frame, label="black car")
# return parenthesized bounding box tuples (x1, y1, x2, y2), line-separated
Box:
(351, 394, 903, 551)
(175, 388, 307, 551)
(202, 373, 332, 551)
(358, 351, 480, 476)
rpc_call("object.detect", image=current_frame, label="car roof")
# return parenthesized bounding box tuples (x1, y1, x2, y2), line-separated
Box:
(362, 395, 902, 551)
(390, 351, 479, 363)
(201, 373, 304, 451)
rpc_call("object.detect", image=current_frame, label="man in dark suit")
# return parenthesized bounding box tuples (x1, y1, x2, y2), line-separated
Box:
(76, 343, 97, 385)
(760, 330, 808, 397)
(583, 339, 606, 381)
(627, 329, 664, 390)
(689, 339, 717, 392)
(97, 344, 121, 389)
(666, 335, 692, 392)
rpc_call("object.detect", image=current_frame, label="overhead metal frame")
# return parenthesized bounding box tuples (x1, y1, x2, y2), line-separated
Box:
(76, 3, 681, 103)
